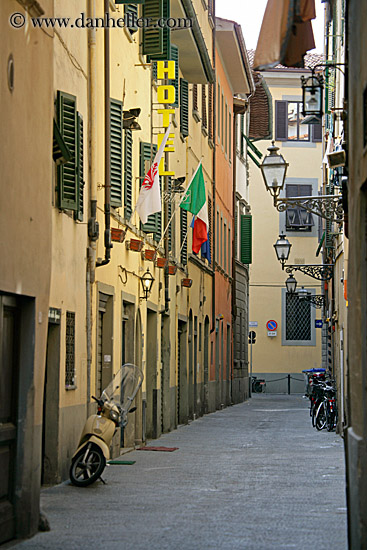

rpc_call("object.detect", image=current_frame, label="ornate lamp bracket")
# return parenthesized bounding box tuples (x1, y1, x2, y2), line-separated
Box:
(285, 264, 334, 281)
(305, 295, 326, 309)
(275, 195, 344, 223)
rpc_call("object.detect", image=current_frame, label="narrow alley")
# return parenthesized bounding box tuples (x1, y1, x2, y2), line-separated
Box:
(9, 395, 347, 550)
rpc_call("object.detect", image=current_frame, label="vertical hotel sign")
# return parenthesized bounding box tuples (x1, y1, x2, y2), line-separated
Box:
(156, 61, 176, 177)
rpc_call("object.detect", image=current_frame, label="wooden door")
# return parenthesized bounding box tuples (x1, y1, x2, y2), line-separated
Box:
(0, 295, 20, 544)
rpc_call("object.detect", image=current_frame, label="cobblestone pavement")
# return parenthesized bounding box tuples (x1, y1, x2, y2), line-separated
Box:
(9, 395, 347, 550)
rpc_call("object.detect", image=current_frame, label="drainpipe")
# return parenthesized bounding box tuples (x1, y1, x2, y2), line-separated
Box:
(86, 0, 98, 415)
(210, 1, 216, 335)
(96, 0, 112, 267)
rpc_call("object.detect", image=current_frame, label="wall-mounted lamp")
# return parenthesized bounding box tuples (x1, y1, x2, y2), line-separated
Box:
(301, 71, 323, 118)
(274, 233, 292, 269)
(260, 141, 289, 203)
(141, 268, 154, 300)
(123, 108, 141, 130)
(285, 274, 297, 294)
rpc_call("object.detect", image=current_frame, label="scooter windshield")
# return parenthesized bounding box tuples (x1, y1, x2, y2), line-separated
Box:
(101, 363, 144, 413)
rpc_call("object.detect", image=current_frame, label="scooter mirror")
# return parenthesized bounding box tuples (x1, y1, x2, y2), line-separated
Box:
(128, 407, 137, 414)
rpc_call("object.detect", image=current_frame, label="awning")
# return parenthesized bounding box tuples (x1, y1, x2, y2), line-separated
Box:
(253, 0, 316, 70)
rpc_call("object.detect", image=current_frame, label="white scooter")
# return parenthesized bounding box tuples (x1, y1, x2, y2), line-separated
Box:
(70, 363, 143, 487)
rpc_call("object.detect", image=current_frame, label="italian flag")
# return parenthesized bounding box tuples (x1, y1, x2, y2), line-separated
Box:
(180, 162, 209, 255)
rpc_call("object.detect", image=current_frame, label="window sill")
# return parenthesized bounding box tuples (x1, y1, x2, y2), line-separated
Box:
(281, 141, 317, 149)
(201, 126, 208, 137)
(65, 385, 77, 391)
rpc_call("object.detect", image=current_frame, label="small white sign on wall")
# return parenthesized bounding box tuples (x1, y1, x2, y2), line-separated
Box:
(268, 331, 277, 337)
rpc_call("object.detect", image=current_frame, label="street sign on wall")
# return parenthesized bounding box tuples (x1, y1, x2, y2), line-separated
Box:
(266, 320, 278, 331)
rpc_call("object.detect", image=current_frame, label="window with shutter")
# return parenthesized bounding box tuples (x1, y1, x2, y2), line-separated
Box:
(180, 207, 187, 265)
(180, 79, 189, 137)
(75, 113, 84, 221)
(229, 111, 232, 162)
(325, 182, 334, 249)
(223, 222, 227, 272)
(208, 85, 213, 140)
(275, 100, 288, 141)
(217, 82, 221, 140)
(285, 184, 314, 231)
(193, 84, 198, 112)
(275, 100, 322, 142)
(170, 44, 179, 108)
(124, 3, 138, 34)
(143, 0, 171, 61)
(240, 114, 245, 157)
(110, 98, 123, 208)
(56, 91, 78, 211)
(240, 214, 252, 264)
(140, 141, 161, 240)
(142, 0, 163, 56)
(124, 129, 133, 218)
(202, 85, 207, 129)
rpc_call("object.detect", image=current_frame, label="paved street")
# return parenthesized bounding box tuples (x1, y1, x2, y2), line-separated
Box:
(10, 395, 347, 550)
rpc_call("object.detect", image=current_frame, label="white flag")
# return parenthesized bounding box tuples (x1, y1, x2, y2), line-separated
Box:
(135, 124, 171, 224)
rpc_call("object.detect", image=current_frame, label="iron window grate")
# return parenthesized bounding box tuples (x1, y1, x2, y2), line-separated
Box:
(286, 294, 311, 341)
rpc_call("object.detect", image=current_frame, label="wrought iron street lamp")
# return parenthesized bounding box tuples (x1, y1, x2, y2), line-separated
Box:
(140, 268, 154, 300)
(273, 234, 334, 281)
(260, 142, 289, 203)
(274, 233, 292, 268)
(285, 274, 297, 294)
(301, 71, 323, 118)
(261, 143, 344, 222)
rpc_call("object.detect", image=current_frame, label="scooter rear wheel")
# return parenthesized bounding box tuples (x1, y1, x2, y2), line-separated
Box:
(70, 444, 106, 487)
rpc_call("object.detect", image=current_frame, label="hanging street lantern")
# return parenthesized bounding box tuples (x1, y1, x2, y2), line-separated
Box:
(274, 233, 292, 269)
(285, 274, 297, 294)
(301, 71, 323, 118)
(260, 141, 289, 203)
(140, 268, 154, 300)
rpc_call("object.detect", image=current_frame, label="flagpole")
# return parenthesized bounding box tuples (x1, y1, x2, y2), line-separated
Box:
(157, 204, 177, 249)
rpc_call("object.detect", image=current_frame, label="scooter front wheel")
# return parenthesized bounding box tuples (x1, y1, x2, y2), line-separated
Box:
(70, 444, 106, 487)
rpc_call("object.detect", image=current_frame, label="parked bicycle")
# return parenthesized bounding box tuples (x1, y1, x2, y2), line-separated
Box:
(303, 369, 337, 432)
(251, 376, 266, 393)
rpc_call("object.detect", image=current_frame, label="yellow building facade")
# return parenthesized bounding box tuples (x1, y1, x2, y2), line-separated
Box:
(249, 59, 324, 392)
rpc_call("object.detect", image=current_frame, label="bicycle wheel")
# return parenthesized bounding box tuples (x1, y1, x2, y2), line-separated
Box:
(311, 401, 318, 427)
(316, 401, 327, 431)
(70, 443, 106, 487)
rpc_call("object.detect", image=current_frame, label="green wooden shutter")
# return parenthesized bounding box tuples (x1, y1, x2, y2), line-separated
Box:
(76, 113, 84, 221)
(140, 141, 161, 240)
(124, 129, 133, 218)
(110, 98, 123, 208)
(180, 79, 189, 137)
(325, 182, 334, 249)
(170, 44, 179, 108)
(180, 208, 188, 265)
(145, 0, 171, 61)
(240, 214, 252, 264)
(56, 91, 78, 211)
(142, 0, 163, 56)
(124, 3, 138, 33)
(234, 207, 238, 258)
